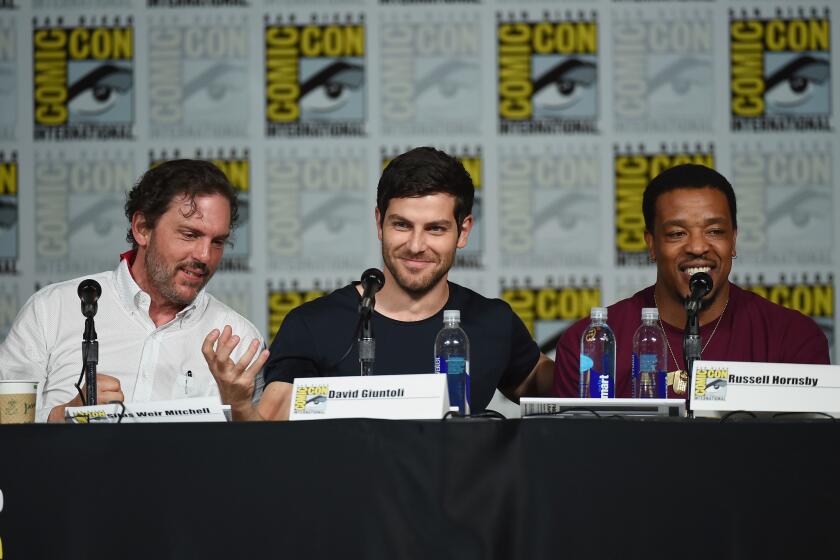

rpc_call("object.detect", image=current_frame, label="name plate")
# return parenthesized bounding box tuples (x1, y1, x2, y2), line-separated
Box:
(65, 397, 230, 423)
(289, 373, 449, 421)
(689, 360, 840, 415)
(521, 398, 686, 418)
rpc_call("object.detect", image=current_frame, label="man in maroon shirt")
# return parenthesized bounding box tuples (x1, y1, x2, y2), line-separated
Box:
(554, 164, 831, 398)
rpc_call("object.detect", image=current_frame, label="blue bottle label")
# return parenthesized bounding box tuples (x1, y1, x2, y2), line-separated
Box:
(589, 372, 614, 398)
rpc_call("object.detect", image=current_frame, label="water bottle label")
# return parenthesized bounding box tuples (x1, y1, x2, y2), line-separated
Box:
(639, 354, 658, 371)
(436, 356, 466, 374)
(589, 372, 614, 398)
(579, 354, 594, 373)
(657, 370, 668, 399)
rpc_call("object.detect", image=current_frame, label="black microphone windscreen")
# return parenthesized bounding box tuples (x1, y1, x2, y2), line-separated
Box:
(689, 271, 713, 294)
(361, 268, 385, 289)
(78, 279, 102, 301)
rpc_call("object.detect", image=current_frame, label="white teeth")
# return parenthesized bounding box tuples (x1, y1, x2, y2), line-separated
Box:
(685, 267, 711, 276)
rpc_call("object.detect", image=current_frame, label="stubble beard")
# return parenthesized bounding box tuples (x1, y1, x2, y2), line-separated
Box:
(145, 239, 210, 308)
(382, 247, 452, 297)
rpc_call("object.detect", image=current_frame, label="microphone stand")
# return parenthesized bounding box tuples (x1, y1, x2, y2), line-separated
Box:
(358, 308, 374, 376)
(82, 316, 98, 405)
(682, 298, 701, 414)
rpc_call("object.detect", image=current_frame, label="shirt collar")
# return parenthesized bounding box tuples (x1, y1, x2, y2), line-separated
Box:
(113, 252, 209, 325)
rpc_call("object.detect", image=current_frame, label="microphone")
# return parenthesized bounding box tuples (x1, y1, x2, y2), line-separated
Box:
(686, 272, 712, 313)
(358, 268, 385, 317)
(77, 279, 102, 318)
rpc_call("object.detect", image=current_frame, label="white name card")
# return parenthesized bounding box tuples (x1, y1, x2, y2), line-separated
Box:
(520, 398, 686, 418)
(289, 373, 450, 421)
(689, 360, 840, 415)
(65, 397, 230, 423)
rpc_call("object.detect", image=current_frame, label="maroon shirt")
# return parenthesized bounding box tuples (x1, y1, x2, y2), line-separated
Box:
(554, 283, 831, 398)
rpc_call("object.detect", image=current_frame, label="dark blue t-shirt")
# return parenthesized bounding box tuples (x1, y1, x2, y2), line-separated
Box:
(264, 282, 540, 411)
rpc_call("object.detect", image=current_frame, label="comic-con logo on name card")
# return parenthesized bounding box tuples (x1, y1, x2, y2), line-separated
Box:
(293, 384, 328, 414)
(612, 8, 714, 132)
(732, 141, 832, 265)
(148, 15, 249, 138)
(35, 151, 135, 276)
(734, 272, 834, 352)
(730, 7, 831, 132)
(693, 367, 729, 401)
(497, 10, 598, 134)
(149, 147, 251, 272)
(380, 13, 481, 135)
(32, 16, 134, 141)
(382, 146, 483, 269)
(501, 276, 601, 356)
(265, 14, 366, 137)
(267, 278, 347, 339)
(614, 142, 715, 267)
(498, 144, 601, 269)
(0, 150, 17, 274)
(0, 18, 16, 140)
(266, 146, 368, 272)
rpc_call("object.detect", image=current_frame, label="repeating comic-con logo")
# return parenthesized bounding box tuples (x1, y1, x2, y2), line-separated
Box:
(732, 141, 832, 265)
(149, 147, 251, 272)
(0, 150, 16, 274)
(501, 275, 601, 357)
(381, 145, 483, 269)
(207, 277, 252, 324)
(730, 7, 831, 132)
(32, 16, 134, 141)
(734, 272, 834, 356)
(380, 12, 481, 135)
(267, 278, 348, 340)
(612, 7, 714, 132)
(0, 279, 17, 339)
(614, 142, 715, 267)
(497, 10, 599, 134)
(34, 151, 134, 276)
(265, 13, 366, 137)
(266, 146, 368, 272)
(0, 17, 16, 140)
(148, 14, 249, 138)
(498, 144, 601, 269)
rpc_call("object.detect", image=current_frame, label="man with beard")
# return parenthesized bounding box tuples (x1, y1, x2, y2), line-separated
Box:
(0, 160, 268, 422)
(237, 147, 554, 420)
(554, 164, 830, 398)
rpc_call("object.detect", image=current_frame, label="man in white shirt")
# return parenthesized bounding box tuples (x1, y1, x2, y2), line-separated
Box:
(0, 159, 268, 422)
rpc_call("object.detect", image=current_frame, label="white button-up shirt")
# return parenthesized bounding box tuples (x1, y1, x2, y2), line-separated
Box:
(0, 259, 263, 422)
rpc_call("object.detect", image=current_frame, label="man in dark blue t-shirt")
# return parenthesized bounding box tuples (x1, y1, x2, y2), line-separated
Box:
(226, 147, 555, 419)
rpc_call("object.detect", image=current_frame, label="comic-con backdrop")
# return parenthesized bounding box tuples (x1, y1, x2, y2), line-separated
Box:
(2, 1, 837, 374)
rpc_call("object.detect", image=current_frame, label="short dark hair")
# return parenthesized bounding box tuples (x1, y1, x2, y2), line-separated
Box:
(377, 147, 474, 229)
(125, 159, 239, 248)
(643, 164, 737, 234)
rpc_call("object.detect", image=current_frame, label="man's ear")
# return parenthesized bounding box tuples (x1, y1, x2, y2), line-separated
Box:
(456, 215, 474, 249)
(131, 212, 151, 249)
(644, 229, 655, 261)
(375, 207, 383, 241)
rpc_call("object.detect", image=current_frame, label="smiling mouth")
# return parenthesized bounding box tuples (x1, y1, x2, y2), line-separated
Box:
(683, 266, 712, 276)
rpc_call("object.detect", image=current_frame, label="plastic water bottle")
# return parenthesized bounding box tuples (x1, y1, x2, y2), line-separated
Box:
(434, 310, 470, 415)
(631, 308, 668, 399)
(579, 307, 615, 398)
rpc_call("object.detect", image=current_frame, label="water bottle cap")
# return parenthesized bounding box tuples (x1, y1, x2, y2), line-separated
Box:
(590, 307, 607, 320)
(443, 309, 460, 323)
(641, 307, 659, 321)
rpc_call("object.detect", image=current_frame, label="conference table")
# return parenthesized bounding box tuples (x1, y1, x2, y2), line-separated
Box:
(1, 417, 837, 559)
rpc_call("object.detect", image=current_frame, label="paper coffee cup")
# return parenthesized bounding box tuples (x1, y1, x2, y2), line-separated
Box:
(0, 381, 39, 424)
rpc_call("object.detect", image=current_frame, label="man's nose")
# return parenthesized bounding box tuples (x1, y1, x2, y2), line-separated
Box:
(685, 230, 710, 256)
(407, 229, 426, 254)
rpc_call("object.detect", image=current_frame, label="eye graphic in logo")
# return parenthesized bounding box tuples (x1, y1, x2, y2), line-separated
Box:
(765, 55, 830, 114)
(532, 58, 597, 116)
(183, 62, 247, 120)
(767, 188, 831, 233)
(68, 197, 125, 254)
(704, 377, 727, 399)
(299, 60, 364, 118)
(534, 193, 598, 232)
(68, 64, 133, 122)
(414, 59, 480, 118)
(302, 194, 364, 234)
(0, 197, 16, 232)
(647, 56, 712, 117)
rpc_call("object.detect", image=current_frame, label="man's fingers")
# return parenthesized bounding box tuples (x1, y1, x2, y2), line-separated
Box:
(100, 390, 124, 404)
(245, 349, 270, 379)
(96, 374, 122, 392)
(233, 339, 261, 374)
(202, 329, 221, 358)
